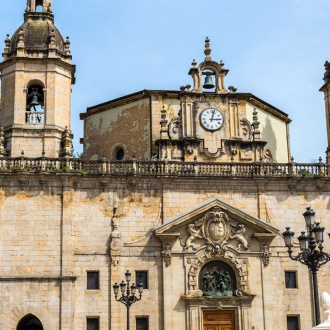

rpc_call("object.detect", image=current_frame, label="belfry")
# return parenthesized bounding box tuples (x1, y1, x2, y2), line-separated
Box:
(0, 0, 75, 158)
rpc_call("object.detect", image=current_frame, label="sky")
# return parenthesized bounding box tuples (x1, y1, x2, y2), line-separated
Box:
(1, 0, 330, 162)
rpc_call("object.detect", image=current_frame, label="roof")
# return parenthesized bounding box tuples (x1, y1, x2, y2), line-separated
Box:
(83, 89, 290, 122)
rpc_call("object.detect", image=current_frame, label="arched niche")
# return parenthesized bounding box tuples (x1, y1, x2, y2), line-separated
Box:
(17, 314, 43, 330)
(199, 260, 236, 297)
(26, 81, 45, 124)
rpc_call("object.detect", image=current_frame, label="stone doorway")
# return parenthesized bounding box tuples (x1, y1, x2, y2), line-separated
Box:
(17, 314, 44, 330)
(203, 310, 235, 330)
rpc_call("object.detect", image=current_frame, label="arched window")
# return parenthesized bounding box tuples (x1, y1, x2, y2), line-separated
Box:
(199, 261, 236, 297)
(26, 84, 44, 124)
(17, 314, 43, 330)
(35, 0, 43, 12)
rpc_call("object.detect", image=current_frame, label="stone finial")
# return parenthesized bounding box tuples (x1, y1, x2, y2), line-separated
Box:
(160, 106, 168, 140)
(25, 0, 30, 12)
(49, 29, 56, 49)
(204, 37, 212, 62)
(60, 127, 73, 157)
(252, 108, 261, 141)
(64, 37, 71, 55)
(48, 3, 52, 13)
(191, 59, 197, 68)
(17, 29, 25, 49)
(324, 61, 330, 84)
(228, 86, 237, 93)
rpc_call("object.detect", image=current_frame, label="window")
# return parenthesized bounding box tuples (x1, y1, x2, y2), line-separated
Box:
(287, 316, 299, 330)
(114, 147, 125, 160)
(87, 318, 99, 330)
(285, 271, 297, 288)
(136, 317, 149, 330)
(136, 271, 148, 289)
(87, 271, 99, 290)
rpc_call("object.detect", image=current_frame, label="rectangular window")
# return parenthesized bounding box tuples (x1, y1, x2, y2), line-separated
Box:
(285, 271, 297, 288)
(87, 318, 99, 330)
(136, 317, 149, 330)
(87, 271, 99, 290)
(136, 271, 148, 289)
(287, 316, 299, 330)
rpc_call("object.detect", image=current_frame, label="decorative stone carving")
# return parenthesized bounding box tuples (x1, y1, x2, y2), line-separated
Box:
(313, 292, 330, 329)
(240, 118, 253, 141)
(230, 224, 249, 250)
(168, 116, 182, 141)
(180, 207, 250, 252)
(261, 241, 272, 267)
(187, 249, 248, 293)
(110, 215, 122, 266)
(156, 233, 180, 267)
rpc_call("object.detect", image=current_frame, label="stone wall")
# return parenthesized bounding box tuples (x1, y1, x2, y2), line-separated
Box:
(0, 172, 329, 329)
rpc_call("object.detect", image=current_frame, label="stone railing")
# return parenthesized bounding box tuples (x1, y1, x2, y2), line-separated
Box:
(0, 156, 328, 178)
(25, 111, 44, 124)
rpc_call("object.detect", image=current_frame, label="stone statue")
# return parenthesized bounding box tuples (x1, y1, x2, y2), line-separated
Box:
(230, 224, 249, 249)
(313, 292, 330, 328)
(184, 224, 203, 250)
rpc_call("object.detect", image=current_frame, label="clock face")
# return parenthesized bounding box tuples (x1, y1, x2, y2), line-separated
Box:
(200, 108, 224, 131)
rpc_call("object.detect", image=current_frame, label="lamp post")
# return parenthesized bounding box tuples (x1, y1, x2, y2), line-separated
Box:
(113, 270, 143, 330)
(283, 207, 330, 326)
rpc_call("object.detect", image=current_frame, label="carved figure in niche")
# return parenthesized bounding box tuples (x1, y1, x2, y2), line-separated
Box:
(199, 261, 235, 297)
(230, 224, 249, 250)
(184, 224, 203, 250)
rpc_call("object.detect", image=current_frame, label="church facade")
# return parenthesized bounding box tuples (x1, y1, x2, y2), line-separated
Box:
(0, 1, 330, 330)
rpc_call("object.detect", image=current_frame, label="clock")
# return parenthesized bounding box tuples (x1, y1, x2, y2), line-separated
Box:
(200, 108, 224, 131)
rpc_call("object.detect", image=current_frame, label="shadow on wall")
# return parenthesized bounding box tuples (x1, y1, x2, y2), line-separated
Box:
(262, 117, 277, 161)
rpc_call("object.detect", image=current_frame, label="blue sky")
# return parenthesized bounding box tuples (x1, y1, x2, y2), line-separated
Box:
(1, 0, 330, 162)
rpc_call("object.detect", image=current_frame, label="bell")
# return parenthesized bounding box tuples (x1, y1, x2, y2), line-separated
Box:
(30, 95, 39, 106)
(203, 75, 215, 89)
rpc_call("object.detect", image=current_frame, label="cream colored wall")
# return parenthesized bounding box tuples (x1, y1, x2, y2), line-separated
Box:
(151, 96, 181, 145)
(246, 102, 289, 162)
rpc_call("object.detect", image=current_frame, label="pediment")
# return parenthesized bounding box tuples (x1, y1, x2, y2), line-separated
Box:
(155, 198, 278, 254)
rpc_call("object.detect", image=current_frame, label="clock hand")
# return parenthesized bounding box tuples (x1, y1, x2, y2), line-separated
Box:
(211, 109, 215, 121)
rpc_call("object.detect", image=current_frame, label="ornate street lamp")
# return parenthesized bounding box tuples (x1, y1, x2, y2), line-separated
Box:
(113, 270, 144, 330)
(283, 207, 330, 326)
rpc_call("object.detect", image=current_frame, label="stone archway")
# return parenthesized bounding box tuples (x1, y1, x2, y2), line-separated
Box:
(17, 314, 43, 330)
(1, 302, 54, 330)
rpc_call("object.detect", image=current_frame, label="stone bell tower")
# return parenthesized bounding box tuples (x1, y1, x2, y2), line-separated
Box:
(0, 0, 75, 158)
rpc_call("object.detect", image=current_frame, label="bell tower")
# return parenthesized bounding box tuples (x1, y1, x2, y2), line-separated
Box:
(0, 0, 75, 158)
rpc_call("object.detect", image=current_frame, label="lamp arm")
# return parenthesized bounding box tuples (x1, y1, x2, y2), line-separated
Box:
(289, 250, 330, 272)
(115, 293, 142, 308)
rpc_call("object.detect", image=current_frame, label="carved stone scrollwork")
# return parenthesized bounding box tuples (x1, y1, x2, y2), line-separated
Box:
(179, 207, 250, 252)
(261, 241, 272, 267)
(187, 249, 248, 293)
(162, 241, 172, 267)
(110, 216, 122, 266)
(156, 233, 180, 267)
(253, 233, 276, 268)
(240, 118, 253, 141)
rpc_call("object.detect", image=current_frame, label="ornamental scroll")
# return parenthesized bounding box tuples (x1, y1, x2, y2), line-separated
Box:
(180, 207, 250, 254)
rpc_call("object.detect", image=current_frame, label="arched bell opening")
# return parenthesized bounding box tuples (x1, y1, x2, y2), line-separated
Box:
(35, 0, 44, 12)
(26, 84, 45, 124)
(202, 70, 216, 91)
(199, 260, 237, 297)
(17, 314, 44, 330)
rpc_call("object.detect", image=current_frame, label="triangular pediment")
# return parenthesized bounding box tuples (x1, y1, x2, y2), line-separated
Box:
(155, 198, 278, 253)
(156, 198, 278, 236)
